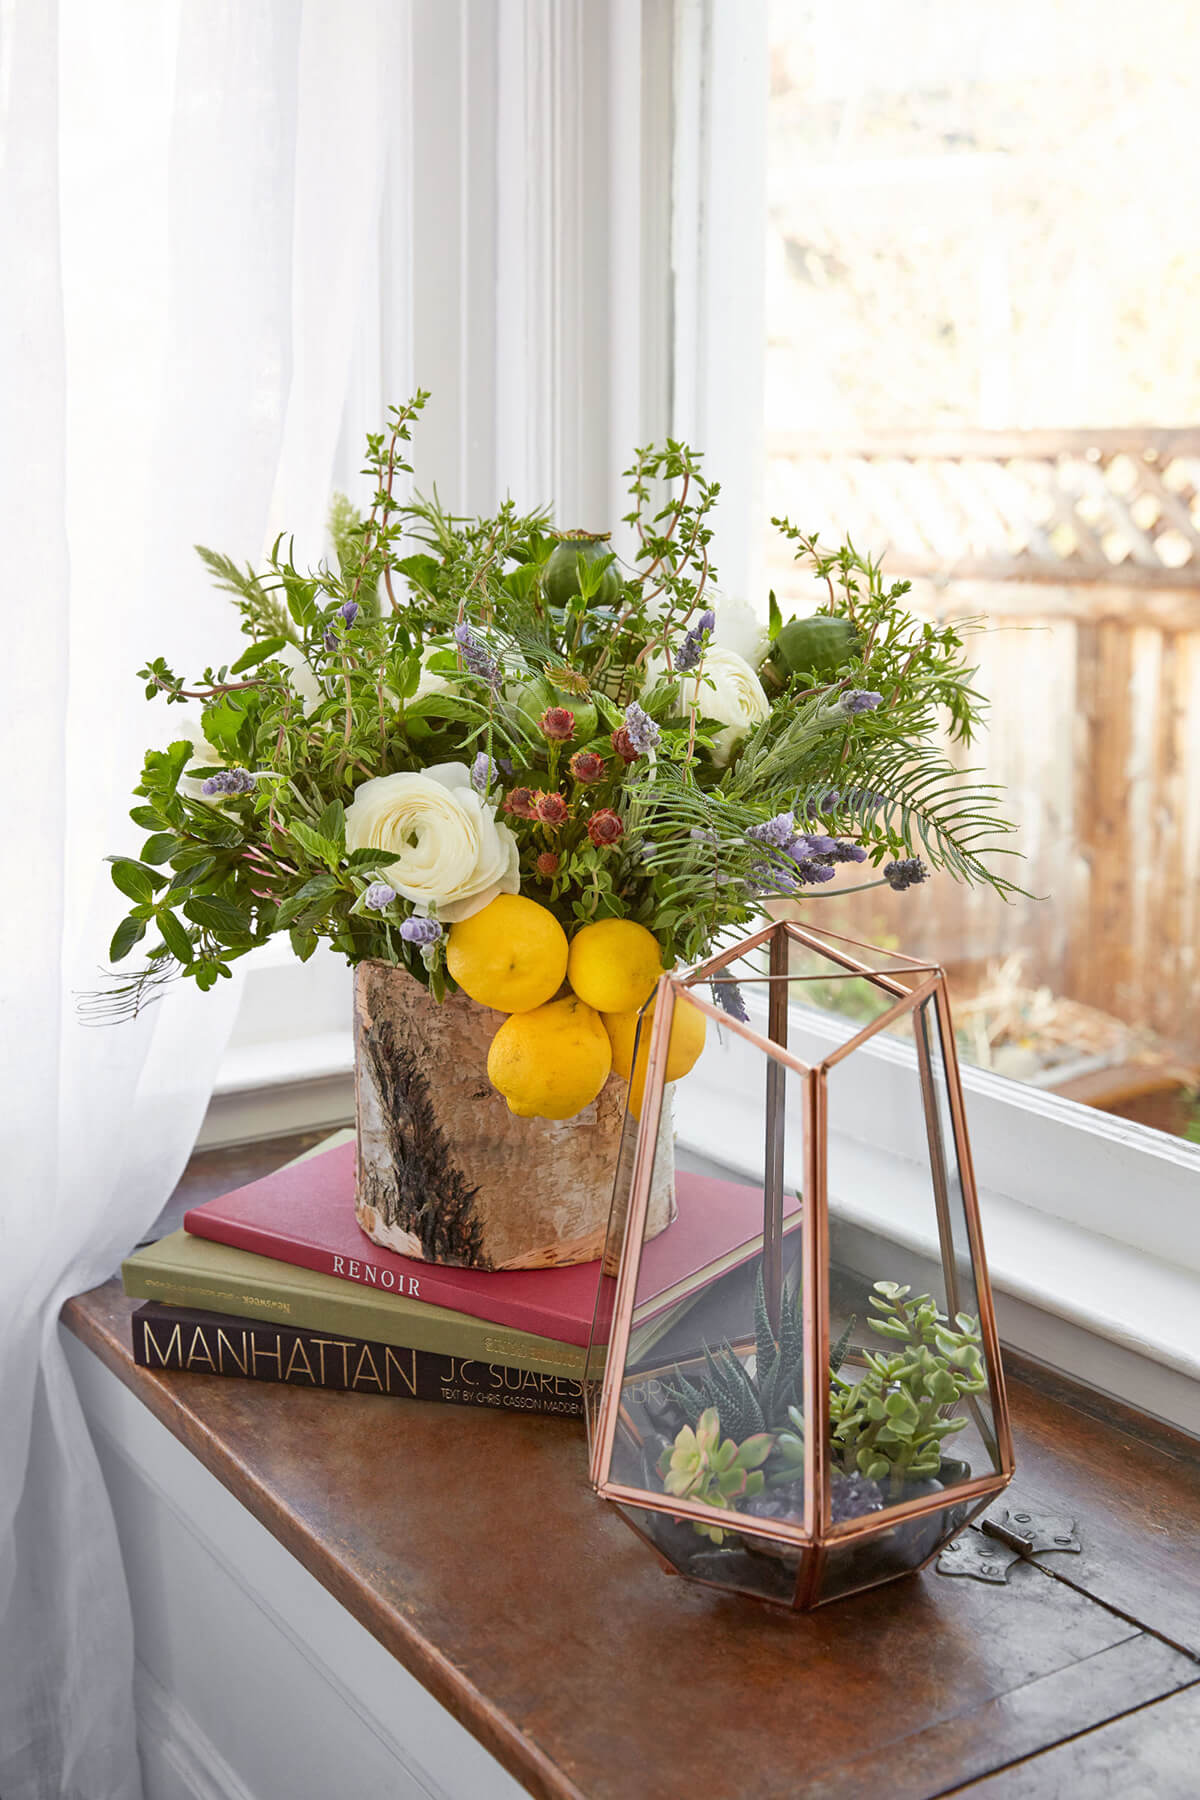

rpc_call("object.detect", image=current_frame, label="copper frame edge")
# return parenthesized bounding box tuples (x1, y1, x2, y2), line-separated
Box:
(672, 983, 814, 1078)
(783, 922, 929, 1001)
(817, 973, 941, 1072)
(588, 980, 678, 1490)
(596, 1481, 814, 1548)
(784, 920, 943, 971)
(822, 1470, 1011, 1543)
(684, 920, 783, 983)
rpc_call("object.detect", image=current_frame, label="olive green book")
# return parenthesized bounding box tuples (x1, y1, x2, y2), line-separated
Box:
(121, 1228, 588, 1381)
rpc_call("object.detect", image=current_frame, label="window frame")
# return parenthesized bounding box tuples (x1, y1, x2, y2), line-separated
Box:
(207, 0, 1200, 1432)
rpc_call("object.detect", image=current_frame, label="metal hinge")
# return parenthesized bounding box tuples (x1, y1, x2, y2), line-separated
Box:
(937, 1502, 1082, 1585)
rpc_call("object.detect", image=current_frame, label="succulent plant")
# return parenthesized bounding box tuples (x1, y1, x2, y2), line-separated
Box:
(667, 1272, 856, 1440)
(828, 1282, 986, 1499)
(656, 1408, 773, 1543)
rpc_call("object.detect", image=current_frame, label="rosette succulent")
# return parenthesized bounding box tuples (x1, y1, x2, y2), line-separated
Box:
(657, 1408, 773, 1544)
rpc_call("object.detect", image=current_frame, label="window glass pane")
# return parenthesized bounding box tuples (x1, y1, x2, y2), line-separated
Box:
(765, 1, 1200, 1145)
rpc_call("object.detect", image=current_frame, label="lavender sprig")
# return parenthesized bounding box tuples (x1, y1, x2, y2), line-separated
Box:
(454, 622, 501, 691)
(363, 883, 397, 911)
(201, 768, 256, 797)
(883, 857, 929, 891)
(622, 700, 660, 755)
(674, 608, 716, 675)
(399, 915, 443, 944)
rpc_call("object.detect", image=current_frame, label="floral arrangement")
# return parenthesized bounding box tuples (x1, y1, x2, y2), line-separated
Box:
(100, 392, 1015, 1114)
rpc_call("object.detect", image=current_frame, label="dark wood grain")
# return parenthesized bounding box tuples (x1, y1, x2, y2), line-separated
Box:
(948, 1682, 1200, 1797)
(63, 1277, 1200, 1800)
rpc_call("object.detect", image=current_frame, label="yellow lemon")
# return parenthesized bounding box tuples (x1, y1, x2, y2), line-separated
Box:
(446, 894, 568, 1013)
(487, 996, 613, 1120)
(604, 993, 707, 1117)
(566, 918, 664, 1013)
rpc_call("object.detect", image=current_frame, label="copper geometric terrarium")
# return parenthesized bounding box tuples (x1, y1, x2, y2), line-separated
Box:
(585, 919, 1015, 1610)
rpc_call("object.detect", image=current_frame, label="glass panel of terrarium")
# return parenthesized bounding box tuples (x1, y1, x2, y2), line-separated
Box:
(611, 1503, 803, 1606)
(813, 1491, 991, 1607)
(688, 926, 925, 1064)
(598, 994, 811, 1584)
(913, 992, 1003, 1456)
(821, 1007, 1003, 1535)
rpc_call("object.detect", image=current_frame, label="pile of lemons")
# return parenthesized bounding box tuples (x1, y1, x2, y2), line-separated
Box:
(445, 894, 706, 1121)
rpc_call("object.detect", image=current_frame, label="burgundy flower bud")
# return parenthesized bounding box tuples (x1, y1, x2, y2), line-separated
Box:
(587, 809, 624, 848)
(569, 750, 607, 784)
(611, 726, 639, 764)
(502, 786, 538, 820)
(539, 706, 576, 741)
(535, 851, 560, 879)
(534, 790, 570, 828)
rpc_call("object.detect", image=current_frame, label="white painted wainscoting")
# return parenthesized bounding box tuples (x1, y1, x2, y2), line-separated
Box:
(63, 1330, 526, 1800)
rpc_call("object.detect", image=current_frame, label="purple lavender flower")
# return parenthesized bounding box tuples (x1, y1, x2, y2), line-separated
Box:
(830, 840, 868, 864)
(324, 629, 339, 652)
(454, 621, 501, 690)
(673, 608, 717, 675)
(746, 812, 797, 850)
(339, 600, 359, 626)
(399, 915, 443, 944)
(470, 751, 497, 795)
(884, 857, 929, 892)
(622, 700, 660, 756)
(803, 788, 842, 819)
(794, 858, 837, 884)
(201, 768, 256, 797)
(710, 978, 750, 1023)
(363, 883, 397, 912)
(843, 690, 884, 715)
(793, 832, 837, 857)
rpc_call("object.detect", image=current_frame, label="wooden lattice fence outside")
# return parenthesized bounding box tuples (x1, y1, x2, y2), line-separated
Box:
(765, 430, 1200, 1055)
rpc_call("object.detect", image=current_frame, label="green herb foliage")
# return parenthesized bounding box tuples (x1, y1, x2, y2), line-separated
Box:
(91, 396, 1019, 1019)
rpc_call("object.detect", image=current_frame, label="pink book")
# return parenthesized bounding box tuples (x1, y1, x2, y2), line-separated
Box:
(183, 1139, 799, 1348)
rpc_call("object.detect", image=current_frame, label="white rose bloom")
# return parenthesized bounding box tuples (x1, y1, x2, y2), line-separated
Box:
(344, 762, 519, 923)
(713, 594, 770, 670)
(276, 641, 323, 709)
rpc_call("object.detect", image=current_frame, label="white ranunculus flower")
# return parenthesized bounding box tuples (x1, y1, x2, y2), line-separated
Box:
(344, 762, 519, 923)
(645, 644, 771, 766)
(276, 641, 323, 709)
(696, 647, 771, 764)
(712, 593, 770, 671)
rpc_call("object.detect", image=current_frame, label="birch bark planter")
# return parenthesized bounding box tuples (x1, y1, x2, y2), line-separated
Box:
(353, 961, 675, 1271)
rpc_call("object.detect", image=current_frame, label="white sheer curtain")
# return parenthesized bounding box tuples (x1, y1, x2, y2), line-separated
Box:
(0, 3, 404, 1794)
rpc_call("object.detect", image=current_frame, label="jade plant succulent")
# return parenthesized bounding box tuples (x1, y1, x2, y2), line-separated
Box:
(764, 1283, 985, 1502)
(656, 1408, 773, 1543)
(831, 1282, 985, 1498)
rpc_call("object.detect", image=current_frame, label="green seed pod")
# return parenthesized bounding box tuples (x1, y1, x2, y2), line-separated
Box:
(544, 531, 621, 609)
(763, 614, 860, 692)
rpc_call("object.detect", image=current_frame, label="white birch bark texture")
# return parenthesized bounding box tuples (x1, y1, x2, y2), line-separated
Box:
(353, 961, 675, 1269)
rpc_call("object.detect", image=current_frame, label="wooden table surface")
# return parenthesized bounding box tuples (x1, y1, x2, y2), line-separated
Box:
(64, 1136, 1200, 1800)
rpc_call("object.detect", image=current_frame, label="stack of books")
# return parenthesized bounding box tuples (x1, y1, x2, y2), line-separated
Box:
(122, 1132, 798, 1420)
